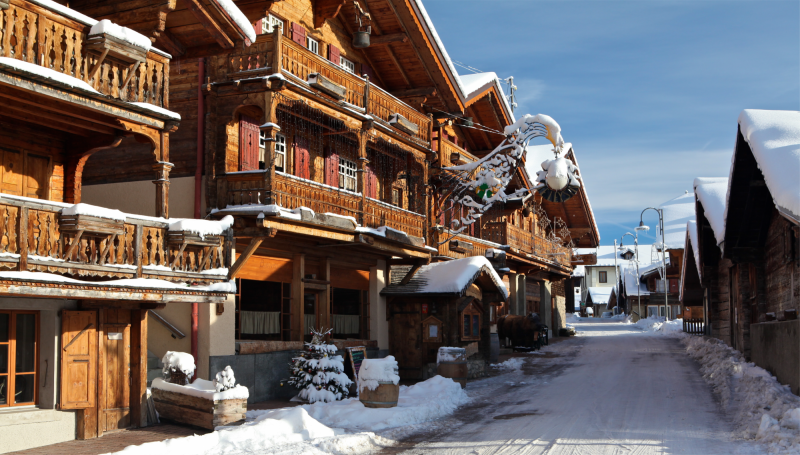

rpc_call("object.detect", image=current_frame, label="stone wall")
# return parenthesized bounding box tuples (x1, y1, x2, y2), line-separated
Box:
(751, 320, 800, 395)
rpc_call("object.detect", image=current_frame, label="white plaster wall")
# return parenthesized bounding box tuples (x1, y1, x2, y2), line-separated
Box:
(82, 176, 205, 219)
(148, 303, 192, 368)
(589, 266, 617, 288)
(370, 260, 388, 350)
(0, 409, 77, 453)
(199, 295, 236, 380)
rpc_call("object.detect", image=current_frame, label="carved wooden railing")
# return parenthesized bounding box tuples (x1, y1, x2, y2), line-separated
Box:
(216, 172, 426, 238)
(368, 85, 431, 144)
(363, 198, 425, 239)
(433, 230, 493, 260)
(483, 221, 571, 267)
(438, 137, 476, 167)
(0, 0, 169, 107)
(0, 197, 228, 284)
(226, 34, 275, 79)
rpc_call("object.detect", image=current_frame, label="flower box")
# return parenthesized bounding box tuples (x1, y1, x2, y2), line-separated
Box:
(151, 378, 248, 430)
(389, 113, 419, 135)
(308, 73, 347, 100)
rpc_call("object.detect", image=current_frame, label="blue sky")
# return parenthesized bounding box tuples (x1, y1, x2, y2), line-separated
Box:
(424, 0, 800, 246)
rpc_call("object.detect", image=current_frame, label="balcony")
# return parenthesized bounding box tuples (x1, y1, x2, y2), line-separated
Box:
(437, 136, 478, 167)
(222, 32, 430, 145)
(432, 230, 498, 260)
(483, 221, 572, 268)
(0, 195, 230, 285)
(0, 0, 169, 109)
(215, 171, 426, 239)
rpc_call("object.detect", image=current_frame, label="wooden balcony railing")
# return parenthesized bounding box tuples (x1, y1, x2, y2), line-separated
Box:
(438, 137, 476, 167)
(217, 172, 426, 239)
(432, 230, 495, 260)
(0, 0, 169, 108)
(0, 197, 229, 284)
(483, 221, 572, 267)
(218, 32, 430, 144)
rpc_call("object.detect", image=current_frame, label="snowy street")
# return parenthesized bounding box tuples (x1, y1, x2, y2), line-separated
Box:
(381, 319, 757, 455)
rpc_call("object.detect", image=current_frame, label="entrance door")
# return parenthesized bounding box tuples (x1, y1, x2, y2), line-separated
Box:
(101, 321, 131, 432)
(304, 292, 317, 340)
(389, 303, 422, 379)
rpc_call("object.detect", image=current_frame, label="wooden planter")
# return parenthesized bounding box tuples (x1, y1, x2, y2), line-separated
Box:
(152, 388, 247, 430)
(359, 382, 399, 408)
(308, 73, 347, 100)
(389, 113, 419, 135)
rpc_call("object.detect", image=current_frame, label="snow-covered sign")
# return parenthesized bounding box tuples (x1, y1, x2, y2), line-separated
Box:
(437, 114, 573, 237)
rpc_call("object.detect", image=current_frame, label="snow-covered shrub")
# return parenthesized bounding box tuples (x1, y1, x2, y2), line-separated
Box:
(287, 328, 352, 403)
(214, 366, 236, 392)
(162, 351, 195, 384)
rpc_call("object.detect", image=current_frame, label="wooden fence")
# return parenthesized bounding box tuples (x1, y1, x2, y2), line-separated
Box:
(683, 318, 705, 335)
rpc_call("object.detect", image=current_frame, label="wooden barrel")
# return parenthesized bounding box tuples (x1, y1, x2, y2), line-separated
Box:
(437, 361, 468, 388)
(359, 382, 399, 408)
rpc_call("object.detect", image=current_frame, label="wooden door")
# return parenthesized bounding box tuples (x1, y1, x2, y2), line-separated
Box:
(239, 115, 260, 171)
(24, 153, 49, 199)
(389, 303, 421, 379)
(101, 316, 131, 433)
(0, 149, 23, 196)
(61, 311, 97, 410)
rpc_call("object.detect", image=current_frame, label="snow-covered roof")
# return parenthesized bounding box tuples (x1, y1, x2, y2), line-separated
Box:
(382, 256, 508, 298)
(571, 265, 585, 277)
(458, 71, 514, 123)
(693, 177, 728, 246)
(656, 192, 695, 250)
(90, 20, 152, 51)
(622, 264, 650, 297)
(686, 220, 701, 282)
(587, 287, 613, 305)
(216, 0, 257, 43)
(575, 244, 655, 267)
(736, 109, 800, 223)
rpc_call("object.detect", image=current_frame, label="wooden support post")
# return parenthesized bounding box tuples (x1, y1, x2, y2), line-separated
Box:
(134, 225, 143, 278)
(319, 258, 331, 332)
(272, 27, 283, 73)
(228, 237, 264, 279)
(357, 133, 368, 226)
(292, 253, 305, 341)
(259, 118, 280, 205)
(153, 160, 173, 219)
(17, 206, 28, 271)
(130, 309, 148, 427)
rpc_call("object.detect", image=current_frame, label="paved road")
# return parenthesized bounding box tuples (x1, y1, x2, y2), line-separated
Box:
(381, 320, 757, 455)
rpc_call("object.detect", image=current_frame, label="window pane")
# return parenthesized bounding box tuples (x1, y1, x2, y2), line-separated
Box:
(472, 315, 480, 337)
(463, 315, 469, 336)
(0, 313, 7, 342)
(0, 376, 6, 405)
(15, 314, 35, 373)
(0, 345, 6, 374)
(14, 374, 34, 403)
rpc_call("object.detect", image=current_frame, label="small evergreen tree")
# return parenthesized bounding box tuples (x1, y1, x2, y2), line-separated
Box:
(287, 328, 353, 403)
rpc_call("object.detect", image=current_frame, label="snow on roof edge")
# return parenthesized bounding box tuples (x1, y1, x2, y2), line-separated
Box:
(410, 0, 466, 105)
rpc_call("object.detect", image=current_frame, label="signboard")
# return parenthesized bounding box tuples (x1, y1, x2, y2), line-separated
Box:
(421, 304, 428, 314)
(345, 346, 367, 382)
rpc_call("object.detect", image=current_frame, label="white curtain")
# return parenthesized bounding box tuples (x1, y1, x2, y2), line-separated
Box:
(331, 314, 360, 335)
(240, 311, 280, 334)
(304, 314, 316, 336)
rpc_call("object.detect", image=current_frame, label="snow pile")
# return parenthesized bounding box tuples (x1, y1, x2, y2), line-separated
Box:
(683, 336, 800, 452)
(90, 19, 152, 51)
(0, 57, 101, 94)
(216, 0, 257, 43)
(62, 202, 126, 221)
(168, 215, 234, 238)
(161, 351, 196, 378)
(358, 356, 400, 393)
(436, 347, 465, 364)
(565, 313, 582, 323)
(214, 366, 237, 392)
(152, 377, 249, 401)
(492, 358, 525, 370)
(627, 316, 682, 334)
(693, 177, 728, 245)
(417, 256, 508, 298)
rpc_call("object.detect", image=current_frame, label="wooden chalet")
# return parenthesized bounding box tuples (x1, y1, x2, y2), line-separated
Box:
(0, 0, 234, 450)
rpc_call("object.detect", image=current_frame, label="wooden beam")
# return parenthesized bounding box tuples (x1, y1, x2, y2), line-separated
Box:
(1, 99, 117, 135)
(0, 109, 93, 137)
(184, 0, 235, 49)
(314, 0, 347, 29)
(370, 33, 408, 46)
(391, 87, 436, 98)
(384, 45, 411, 87)
(228, 237, 265, 279)
(0, 87, 129, 131)
(156, 30, 186, 58)
(398, 258, 429, 285)
(291, 253, 304, 340)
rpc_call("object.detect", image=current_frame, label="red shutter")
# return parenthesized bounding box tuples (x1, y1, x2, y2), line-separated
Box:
(294, 136, 310, 180)
(324, 146, 338, 187)
(239, 115, 260, 171)
(365, 163, 377, 199)
(361, 63, 376, 81)
(254, 19, 263, 35)
(291, 22, 306, 46)
(669, 279, 679, 294)
(328, 43, 340, 65)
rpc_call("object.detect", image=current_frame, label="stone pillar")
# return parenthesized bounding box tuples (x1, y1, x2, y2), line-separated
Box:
(541, 281, 552, 339)
(153, 161, 174, 219)
(370, 259, 389, 353)
(517, 275, 527, 315)
(508, 273, 518, 315)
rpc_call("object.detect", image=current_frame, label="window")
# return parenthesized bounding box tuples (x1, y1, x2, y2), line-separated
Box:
(338, 157, 357, 192)
(599, 271, 607, 283)
(0, 311, 38, 407)
(655, 279, 665, 293)
(274, 133, 286, 172)
(392, 188, 402, 207)
(340, 56, 355, 74)
(262, 14, 283, 34)
(306, 37, 319, 55)
(461, 303, 481, 341)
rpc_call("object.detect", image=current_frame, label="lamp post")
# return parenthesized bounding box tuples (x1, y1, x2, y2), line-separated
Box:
(638, 207, 668, 320)
(619, 232, 639, 317)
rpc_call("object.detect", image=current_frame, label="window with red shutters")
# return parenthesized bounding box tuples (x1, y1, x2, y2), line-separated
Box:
(328, 44, 340, 65)
(293, 136, 310, 179)
(323, 146, 338, 186)
(291, 22, 306, 46)
(239, 115, 260, 171)
(364, 163, 377, 199)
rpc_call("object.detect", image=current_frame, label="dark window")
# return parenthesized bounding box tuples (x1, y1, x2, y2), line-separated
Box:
(0, 311, 38, 407)
(599, 271, 607, 283)
(236, 280, 283, 340)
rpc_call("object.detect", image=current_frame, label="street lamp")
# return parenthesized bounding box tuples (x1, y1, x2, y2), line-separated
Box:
(619, 232, 640, 318)
(638, 207, 668, 321)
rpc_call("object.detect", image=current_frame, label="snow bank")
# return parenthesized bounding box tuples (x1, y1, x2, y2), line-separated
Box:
(358, 356, 400, 393)
(152, 378, 249, 401)
(492, 358, 524, 370)
(436, 347, 465, 364)
(168, 215, 233, 238)
(693, 177, 728, 245)
(0, 57, 99, 93)
(90, 19, 152, 51)
(565, 313, 583, 323)
(627, 316, 682, 334)
(161, 351, 196, 377)
(683, 336, 800, 453)
(62, 202, 126, 221)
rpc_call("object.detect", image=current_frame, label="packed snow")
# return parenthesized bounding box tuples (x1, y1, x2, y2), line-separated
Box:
(152, 378, 249, 401)
(130, 102, 182, 120)
(491, 357, 525, 370)
(168, 215, 234, 238)
(358, 356, 400, 393)
(161, 351, 196, 378)
(0, 57, 100, 93)
(626, 315, 683, 334)
(737, 109, 800, 222)
(62, 202, 126, 221)
(694, 177, 729, 245)
(28, 0, 96, 26)
(90, 20, 152, 51)
(436, 347, 465, 364)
